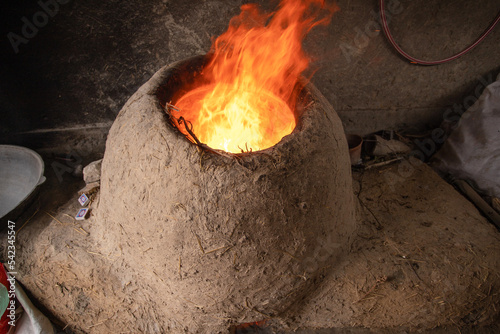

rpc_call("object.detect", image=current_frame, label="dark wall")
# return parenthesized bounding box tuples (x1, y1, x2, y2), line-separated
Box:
(1, 0, 499, 151)
(0, 0, 228, 133)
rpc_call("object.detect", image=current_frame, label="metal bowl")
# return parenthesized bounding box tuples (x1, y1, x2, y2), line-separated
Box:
(0, 145, 45, 224)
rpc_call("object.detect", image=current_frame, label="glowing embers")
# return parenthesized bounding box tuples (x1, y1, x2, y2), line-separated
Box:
(174, 84, 295, 153)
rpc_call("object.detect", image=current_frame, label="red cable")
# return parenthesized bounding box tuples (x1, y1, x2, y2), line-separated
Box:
(379, 0, 500, 65)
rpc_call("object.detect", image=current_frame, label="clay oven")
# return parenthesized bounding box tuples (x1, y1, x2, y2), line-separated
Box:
(93, 55, 357, 332)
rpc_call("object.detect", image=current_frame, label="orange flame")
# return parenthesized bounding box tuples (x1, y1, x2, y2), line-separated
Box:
(173, 0, 337, 153)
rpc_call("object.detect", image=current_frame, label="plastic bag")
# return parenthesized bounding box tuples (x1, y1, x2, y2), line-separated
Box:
(432, 73, 500, 197)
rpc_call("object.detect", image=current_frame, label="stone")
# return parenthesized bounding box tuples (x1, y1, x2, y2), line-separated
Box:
(370, 134, 411, 156)
(83, 159, 102, 184)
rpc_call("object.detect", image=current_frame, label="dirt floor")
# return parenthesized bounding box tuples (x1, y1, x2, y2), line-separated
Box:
(280, 161, 500, 332)
(1, 157, 500, 333)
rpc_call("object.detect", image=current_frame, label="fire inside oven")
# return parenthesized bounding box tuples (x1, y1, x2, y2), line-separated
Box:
(163, 0, 336, 154)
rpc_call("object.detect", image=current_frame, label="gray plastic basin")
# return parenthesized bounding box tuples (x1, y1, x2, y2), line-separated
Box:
(0, 145, 45, 220)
